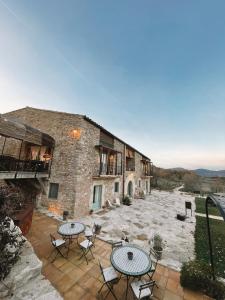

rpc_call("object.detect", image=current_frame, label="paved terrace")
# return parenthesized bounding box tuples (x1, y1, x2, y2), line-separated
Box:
(27, 212, 212, 300)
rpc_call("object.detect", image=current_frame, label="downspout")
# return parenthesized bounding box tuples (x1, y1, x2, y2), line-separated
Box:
(122, 144, 126, 200)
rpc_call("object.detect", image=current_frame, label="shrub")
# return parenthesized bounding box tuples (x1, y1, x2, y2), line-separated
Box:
(180, 260, 225, 300)
(123, 196, 132, 206)
(0, 186, 26, 281)
(0, 217, 25, 281)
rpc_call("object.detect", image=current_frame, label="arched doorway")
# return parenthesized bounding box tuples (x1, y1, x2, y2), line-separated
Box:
(127, 181, 133, 197)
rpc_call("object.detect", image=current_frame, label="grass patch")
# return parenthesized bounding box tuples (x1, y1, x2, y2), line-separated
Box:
(195, 216, 225, 278)
(195, 197, 221, 216)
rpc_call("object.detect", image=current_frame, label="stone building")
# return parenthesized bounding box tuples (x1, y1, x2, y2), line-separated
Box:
(2, 107, 153, 218)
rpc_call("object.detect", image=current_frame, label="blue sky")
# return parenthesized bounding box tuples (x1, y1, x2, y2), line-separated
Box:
(0, 0, 225, 169)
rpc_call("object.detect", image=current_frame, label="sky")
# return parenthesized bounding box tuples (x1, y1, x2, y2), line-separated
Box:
(0, 0, 225, 170)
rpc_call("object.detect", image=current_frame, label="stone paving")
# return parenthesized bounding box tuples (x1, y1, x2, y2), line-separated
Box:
(26, 211, 212, 300)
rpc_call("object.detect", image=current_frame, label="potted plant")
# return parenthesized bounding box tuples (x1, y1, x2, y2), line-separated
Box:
(94, 223, 102, 234)
(123, 196, 132, 206)
(63, 210, 69, 220)
(153, 234, 163, 260)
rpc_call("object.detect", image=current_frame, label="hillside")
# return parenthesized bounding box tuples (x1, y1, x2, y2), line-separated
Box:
(193, 169, 225, 178)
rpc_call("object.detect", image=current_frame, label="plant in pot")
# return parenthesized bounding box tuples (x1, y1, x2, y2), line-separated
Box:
(139, 190, 145, 199)
(93, 223, 102, 234)
(153, 234, 163, 260)
(123, 195, 132, 206)
(63, 210, 69, 220)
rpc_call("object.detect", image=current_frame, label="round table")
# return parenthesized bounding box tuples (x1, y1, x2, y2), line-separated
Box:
(58, 222, 85, 246)
(110, 244, 152, 299)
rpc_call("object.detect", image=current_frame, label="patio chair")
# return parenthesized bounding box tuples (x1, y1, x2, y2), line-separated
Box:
(85, 224, 95, 239)
(98, 259, 119, 300)
(79, 234, 96, 264)
(148, 248, 159, 280)
(111, 241, 123, 250)
(113, 198, 121, 207)
(130, 280, 155, 300)
(49, 234, 68, 262)
(106, 200, 116, 209)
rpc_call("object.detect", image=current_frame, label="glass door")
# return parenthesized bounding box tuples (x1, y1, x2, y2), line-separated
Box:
(92, 185, 102, 210)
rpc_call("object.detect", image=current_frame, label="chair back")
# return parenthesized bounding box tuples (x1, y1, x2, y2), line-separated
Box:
(87, 232, 96, 243)
(50, 234, 56, 246)
(149, 248, 158, 269)
(98, 259, 104, 278)
(139, 281, 155, 299)
(112, 241, 123, 249)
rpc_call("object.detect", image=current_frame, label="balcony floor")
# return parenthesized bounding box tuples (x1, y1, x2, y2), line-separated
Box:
(0, 171, 48, 179)
(26, 212, 212, 300)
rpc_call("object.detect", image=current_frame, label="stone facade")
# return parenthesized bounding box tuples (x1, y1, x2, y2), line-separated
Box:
(4, 107, 152, 218)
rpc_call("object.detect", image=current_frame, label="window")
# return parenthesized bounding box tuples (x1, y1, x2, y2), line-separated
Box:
(138, 180, 141, 188)
(48, 183, 59, 199)
(146, 181, 148, 192)
(114, 182, 119, 193)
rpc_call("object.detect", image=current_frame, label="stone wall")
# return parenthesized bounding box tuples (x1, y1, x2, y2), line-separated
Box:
(0, 240, 62, 300)
(4, 107, 84, 217)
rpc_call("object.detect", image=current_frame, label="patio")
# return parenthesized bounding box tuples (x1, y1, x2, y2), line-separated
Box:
(26, 211, 212, 300)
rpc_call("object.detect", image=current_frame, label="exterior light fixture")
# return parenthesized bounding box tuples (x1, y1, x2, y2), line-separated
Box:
(205, 194, 225, 280)
(69, 129, 81, 139)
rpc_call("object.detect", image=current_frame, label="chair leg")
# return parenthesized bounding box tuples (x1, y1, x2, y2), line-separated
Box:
(98, 282, 106, 294)
(105, 282, 118, 300)
(79, 248, 89, 264)
(90, 247, 94, 259)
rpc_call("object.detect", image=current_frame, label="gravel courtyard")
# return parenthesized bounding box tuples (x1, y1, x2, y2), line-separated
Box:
(80, 188, 196, 271)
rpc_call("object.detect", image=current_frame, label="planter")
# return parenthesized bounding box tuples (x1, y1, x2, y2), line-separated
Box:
(153, 247, 163, 260)
(177, 214, 186, 221)
(13, 204, 34, 235)
(94, 224, 101, 235)
(63, 211, 69, 221)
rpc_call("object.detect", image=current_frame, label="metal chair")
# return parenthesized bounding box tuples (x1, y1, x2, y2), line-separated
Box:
(84, 224, 95, 241)
(49, 234, 68, 262)
(111, 241, 123, 250)
(130, 280, 155, 299)
(79, 234, 96, 264)
(98, 259, 119, 300)
(148, 248, 159, 280)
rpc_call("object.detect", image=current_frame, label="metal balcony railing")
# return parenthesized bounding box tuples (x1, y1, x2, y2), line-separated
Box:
(0, 155, 50, 173)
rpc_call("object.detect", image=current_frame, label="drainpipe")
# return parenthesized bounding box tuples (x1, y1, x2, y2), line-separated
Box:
(122, 144, 126, 200)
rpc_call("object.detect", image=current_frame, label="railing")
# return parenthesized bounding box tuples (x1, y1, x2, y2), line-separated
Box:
(143, 170, 151, 176)
(0, 155, 50, 173)
(99, 162, 122, 176)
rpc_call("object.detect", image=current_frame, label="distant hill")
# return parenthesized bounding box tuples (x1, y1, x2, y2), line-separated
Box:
(166, 167, 225, 178)
(193, 169, 225, 178)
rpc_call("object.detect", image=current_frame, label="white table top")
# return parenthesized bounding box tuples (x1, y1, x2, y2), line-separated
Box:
(58, 222, 85, 236)
(110, 244, 151, 276)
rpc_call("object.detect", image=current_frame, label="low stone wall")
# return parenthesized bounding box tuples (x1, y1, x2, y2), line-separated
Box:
(0, 241, 62, 300)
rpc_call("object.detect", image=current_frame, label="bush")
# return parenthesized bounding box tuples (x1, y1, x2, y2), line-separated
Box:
(122, 196, 132, 206)
(0, 186, 26, 281)
(180, 260, 225, 299)
(0, 217, 25, 281)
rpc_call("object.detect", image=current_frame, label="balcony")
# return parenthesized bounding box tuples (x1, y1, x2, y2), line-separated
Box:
(94, 145, 122, 178)
(0, 115, 54, 179)
(141, 159, 152, 177)
(0, 155, 50, 179)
